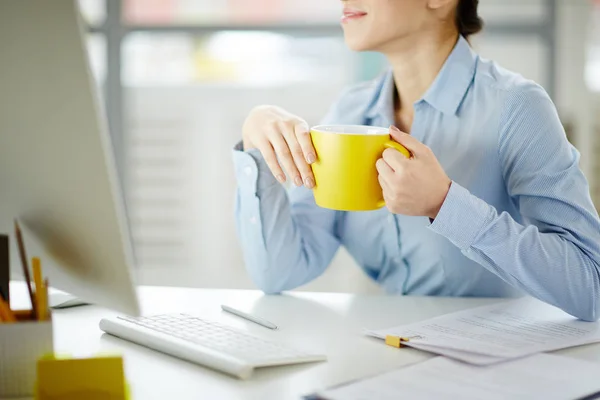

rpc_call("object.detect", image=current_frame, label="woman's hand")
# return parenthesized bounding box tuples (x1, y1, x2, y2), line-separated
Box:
(376, 126, 452, 219)
(242, 105, 316, 188)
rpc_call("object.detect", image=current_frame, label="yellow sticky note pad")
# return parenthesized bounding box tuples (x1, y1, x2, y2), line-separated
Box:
(36, 354, 130, 400)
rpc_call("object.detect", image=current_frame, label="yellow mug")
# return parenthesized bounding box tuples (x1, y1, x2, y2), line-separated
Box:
(309, 125, 410, 211)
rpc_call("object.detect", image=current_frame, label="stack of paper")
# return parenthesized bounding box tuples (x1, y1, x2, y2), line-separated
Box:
(365, 297, 600, 365)
(306, 353, 600, 400)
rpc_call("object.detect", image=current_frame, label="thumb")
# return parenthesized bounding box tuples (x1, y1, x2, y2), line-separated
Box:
(389, 125, 424, 157)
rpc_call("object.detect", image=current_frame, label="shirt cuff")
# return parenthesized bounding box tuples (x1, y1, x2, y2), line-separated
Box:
(231, 140, 279, 194)
(429, 181, 496, 251)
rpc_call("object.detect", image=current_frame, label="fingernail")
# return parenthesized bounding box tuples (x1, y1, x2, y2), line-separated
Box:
(305, 177, 314, 188)
(389, 125, 401, 132)
(306, 153, 316, 164)
(276, 174, 286, 183)
(294, 176, 303, 186)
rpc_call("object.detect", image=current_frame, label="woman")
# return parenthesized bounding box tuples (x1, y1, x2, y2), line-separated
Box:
(231, 0, 600, 321)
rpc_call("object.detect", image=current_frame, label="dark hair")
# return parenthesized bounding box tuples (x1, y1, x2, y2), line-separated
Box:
(456, 0, 483, 38)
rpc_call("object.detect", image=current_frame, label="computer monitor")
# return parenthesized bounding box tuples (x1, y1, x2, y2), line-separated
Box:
(0, 0, 140, 315)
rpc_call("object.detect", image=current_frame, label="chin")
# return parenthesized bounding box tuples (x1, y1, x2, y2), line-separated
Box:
(343, 34, 377, 52)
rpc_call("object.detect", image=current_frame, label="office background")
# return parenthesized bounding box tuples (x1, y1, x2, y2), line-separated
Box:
(77, 0, 600, 294)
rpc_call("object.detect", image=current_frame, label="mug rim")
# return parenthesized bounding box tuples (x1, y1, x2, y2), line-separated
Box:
(310, 124, 389, 136)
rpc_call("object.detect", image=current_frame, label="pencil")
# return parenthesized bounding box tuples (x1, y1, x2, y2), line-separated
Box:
(15, 219, 37, 317)
(0, 296, 16, 322)
(32, 257, 43, 320)
(0, 295, 4, 322)
(38, 277, 48, 321)
(0, 291, 6, 322)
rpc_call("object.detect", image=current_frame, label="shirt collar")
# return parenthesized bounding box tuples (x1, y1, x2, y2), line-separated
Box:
(365, 35, 478, 120)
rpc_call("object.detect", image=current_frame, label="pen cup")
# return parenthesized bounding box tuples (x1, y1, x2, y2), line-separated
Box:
(0, 310, 54, 398)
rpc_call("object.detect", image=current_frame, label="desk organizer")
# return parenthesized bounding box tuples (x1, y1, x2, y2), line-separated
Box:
(0, 309, 54, 398)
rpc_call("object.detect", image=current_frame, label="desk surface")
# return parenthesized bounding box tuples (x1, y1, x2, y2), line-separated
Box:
(8, 283, 600, 399)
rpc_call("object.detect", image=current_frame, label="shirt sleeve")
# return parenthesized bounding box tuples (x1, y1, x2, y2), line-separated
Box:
(232, 140, 341, 294)
(429, 83, 600, 321)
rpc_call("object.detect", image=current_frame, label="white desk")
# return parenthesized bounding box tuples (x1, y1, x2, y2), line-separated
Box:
(8, 284, 600, 399)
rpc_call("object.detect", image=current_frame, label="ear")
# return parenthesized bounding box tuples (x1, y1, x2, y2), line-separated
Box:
(427, 0, 456, 11)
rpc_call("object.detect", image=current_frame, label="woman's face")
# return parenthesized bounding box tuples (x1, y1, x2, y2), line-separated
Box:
(340, 0, 453, 52)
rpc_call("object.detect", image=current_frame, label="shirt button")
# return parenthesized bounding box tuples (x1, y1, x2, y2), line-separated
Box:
(249, 216, 257, 224)
(244, 166, 252, 176)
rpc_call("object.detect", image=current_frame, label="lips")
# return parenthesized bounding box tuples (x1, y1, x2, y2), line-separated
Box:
(341, 8, 367, 23)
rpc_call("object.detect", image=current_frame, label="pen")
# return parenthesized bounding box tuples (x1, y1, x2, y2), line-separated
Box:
(15, 220, 37, 318)
(221, 304, 278, 330)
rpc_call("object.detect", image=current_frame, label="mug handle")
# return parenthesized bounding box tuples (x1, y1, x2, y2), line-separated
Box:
(376, 141, 411, 208)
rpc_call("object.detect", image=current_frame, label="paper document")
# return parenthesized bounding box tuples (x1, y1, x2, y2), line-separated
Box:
(307, 353, 600, 400)
(365, 297, 600, 364)
(402, 342, 507, 365)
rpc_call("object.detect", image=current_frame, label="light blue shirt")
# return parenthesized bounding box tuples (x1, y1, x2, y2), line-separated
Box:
(231, 35, 600, 321)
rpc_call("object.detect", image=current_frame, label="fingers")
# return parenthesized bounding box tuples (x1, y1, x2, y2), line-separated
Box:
(382, 147, 409, 171)
(377, 160, 394, 199)
(377, 158, 397, 202)
(266, 124, 303, 186)
(378, 173, 393, 196)
(244, 106, 316, 187)
(255, 138, 286, 184)
(294, 122, 317, 164)
(280, 121, 314, 188)
(389, 125, 427, 158)
(376, 158, 395, 181)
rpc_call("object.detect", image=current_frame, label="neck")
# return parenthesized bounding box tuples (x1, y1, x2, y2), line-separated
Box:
(383, 30, 460, 113)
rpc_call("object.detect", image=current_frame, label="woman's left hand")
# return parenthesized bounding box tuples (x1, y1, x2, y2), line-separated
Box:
(376, 126, 452, 219)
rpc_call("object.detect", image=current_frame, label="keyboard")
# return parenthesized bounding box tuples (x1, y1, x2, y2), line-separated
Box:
(99, 313, 326, 379)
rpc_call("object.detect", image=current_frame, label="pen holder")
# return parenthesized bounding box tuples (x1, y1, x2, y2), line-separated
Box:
(0, 310, 54, 398)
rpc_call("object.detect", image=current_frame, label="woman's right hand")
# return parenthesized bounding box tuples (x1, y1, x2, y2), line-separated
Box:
(242, 105, 316, 189)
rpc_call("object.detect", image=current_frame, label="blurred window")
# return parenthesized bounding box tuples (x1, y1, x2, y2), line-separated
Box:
(122, 31, 355, 86)
(478, 0, 546, 23)
(585, 3, 600, 92)
(79, 0, 107, 26)
(121, 0, 340, 25)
